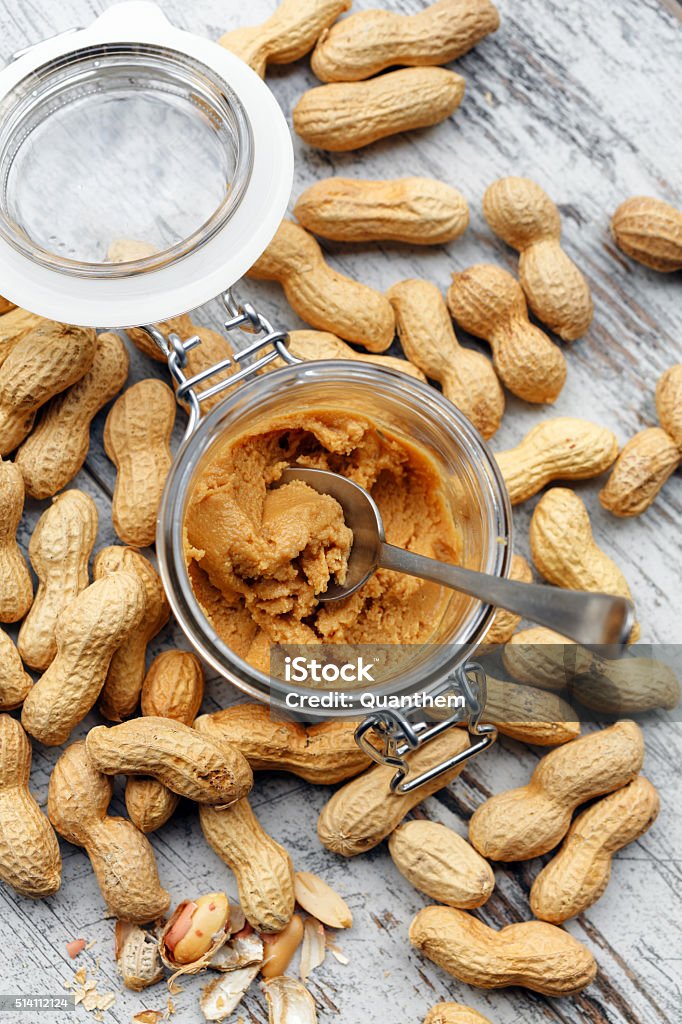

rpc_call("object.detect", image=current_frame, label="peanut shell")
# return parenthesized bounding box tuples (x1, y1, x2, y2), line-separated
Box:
(48, 740, 170, 922)
(424, 1004, 494, 1024)
(599, 427, 680, 516)
(410, 905, 596, 995)
(15, 331, 129, 498)
(0, 714, 62, 897)
(311, 0, 499, 81)
(389, 278, 504, 439)
(318, 727, 471, 856)
(468, 720, 644, 861)
(494, 418, 618, 504)
(93, 546, 170, 721)
(483, 177, 593, 340)
(389, 821, 494, 908)
(530, 775, 659, 922)
(104, 379, 175, 547)
(294, 177, 469, 245)
(21, 571, 147, 746)
(86, 717, 253, 805)
(195, 704, 369, 784)
(293, 67, 465, 152)
(0, 321, 97, 455)
(530, 487, 639, 640)
(248, 220, 395, 352)
(18, 489, 97, 670)
(126, 650, 205, 833)
(220, 0, 350, 77)
(656, 363, 682, 447)
(611, 196, 682, 272)
(284, 329, 426, 381)
(0, 628, 32, 710)
(200, 798, 295, 933)
(448, 264, 566, 404)
(0, 458, 33, 623)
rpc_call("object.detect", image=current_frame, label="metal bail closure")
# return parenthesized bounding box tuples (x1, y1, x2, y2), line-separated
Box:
(140, 287, 299, 440)
(354, 663, 497, 794)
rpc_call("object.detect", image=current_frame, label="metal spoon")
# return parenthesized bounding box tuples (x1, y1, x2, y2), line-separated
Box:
(277, 466, 634, 650)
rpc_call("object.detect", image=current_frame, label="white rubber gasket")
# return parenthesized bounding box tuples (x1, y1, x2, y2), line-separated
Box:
(0, 2, 293, 327)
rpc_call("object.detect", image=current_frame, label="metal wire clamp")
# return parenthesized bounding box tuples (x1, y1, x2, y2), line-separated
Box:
(140, 288, 298, 440)
(354, 663, 497, 793)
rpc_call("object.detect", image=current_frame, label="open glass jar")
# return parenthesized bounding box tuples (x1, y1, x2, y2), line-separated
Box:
(0, 2, 513, 790)
(158, 361, 513, 704)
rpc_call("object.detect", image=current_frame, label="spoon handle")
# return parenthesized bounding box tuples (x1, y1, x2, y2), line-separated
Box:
(378, 543, 634, 650)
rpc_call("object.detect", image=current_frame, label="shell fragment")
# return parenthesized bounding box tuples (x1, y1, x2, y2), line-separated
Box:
(200, 965, 260, 1021)
(262, 977, 318, 1024)
(115, 922, 164, 992)
(300, 918, 326, 981)
(209, 931, 264, 971)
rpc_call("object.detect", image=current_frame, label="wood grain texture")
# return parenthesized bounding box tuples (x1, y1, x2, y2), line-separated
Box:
(0, 1, 680, 1023)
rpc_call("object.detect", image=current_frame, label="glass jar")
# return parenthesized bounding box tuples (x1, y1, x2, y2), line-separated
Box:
(157, 360, 513, 721)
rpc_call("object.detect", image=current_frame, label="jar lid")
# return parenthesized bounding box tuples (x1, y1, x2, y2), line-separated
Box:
(0, 2, 293, 327)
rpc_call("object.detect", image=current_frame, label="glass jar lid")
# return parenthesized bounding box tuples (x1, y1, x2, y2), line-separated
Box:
(0, 3, 293, 326)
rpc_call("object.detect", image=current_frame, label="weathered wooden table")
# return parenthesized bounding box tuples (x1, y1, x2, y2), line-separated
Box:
(1, 1, 681, 1022)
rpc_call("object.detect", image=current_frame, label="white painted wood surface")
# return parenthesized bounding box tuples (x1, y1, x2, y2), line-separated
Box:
(1, 1, 681, 1023)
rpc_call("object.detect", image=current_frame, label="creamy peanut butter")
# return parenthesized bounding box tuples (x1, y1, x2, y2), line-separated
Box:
(184, 409, 461, 672)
